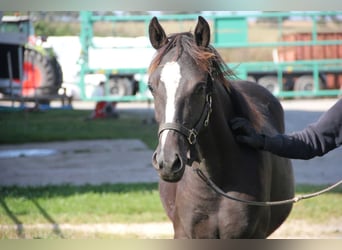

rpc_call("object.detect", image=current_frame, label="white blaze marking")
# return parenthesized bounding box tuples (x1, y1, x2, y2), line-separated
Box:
(160, 61, 181, 150)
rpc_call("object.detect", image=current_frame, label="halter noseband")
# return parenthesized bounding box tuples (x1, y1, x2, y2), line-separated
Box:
(158, 73, 213, 145)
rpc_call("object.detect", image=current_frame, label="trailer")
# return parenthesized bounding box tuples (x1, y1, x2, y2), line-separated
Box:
(219, 11, 342, 98)
(77, 11, 342, 102)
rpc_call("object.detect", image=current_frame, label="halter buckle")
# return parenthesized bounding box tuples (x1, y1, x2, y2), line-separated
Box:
(188, 129, 198, 145)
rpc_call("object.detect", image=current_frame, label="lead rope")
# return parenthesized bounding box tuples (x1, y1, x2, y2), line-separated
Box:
(194, 167, 342, 206)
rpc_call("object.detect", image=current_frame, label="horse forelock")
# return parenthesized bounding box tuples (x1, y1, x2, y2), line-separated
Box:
(148, 32, 234, 90)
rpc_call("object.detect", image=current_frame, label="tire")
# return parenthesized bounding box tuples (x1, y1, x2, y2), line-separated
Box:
(293, 75, 324, 99)
(108, 78, 133, 96)
(51, 57, 63, 88)
(294, 75, 322, 92)
(257, 76, 279, 95)
(22, 48, 60, 98)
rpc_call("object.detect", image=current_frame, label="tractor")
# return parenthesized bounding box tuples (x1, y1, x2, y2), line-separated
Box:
(0, 14, 63, 100)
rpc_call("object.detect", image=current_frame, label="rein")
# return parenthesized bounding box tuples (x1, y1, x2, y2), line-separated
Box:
(195, 167, 342, 206)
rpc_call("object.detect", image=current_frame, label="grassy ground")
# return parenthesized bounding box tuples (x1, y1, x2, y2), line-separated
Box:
(0, 109, 158, 149)
(0, 183, 340, 225)
(0, 183, 341, 239)
(1, 109, 341, 238)
(0, 183, 166, 225)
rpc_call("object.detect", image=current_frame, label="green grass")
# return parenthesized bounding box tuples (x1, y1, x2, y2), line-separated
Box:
(1, 109, 341, 238)
(0, 183, 167, 225)
(0, 184, 341, 239)
(0, 109, 158, 149)
(0, 184, 340, 226)
(290, 185, 342, 223)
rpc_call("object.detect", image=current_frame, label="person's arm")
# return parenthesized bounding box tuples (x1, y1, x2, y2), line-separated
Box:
(230, 99, 342, 160)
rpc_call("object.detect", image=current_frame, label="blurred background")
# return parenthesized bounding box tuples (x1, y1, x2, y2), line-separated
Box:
(0, 11, 341, 239)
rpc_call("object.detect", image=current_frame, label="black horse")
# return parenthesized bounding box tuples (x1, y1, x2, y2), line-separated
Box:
(148, 16, 294, 238)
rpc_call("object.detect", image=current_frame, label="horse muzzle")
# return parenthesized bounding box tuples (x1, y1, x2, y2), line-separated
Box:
(152, 148, 186, 182)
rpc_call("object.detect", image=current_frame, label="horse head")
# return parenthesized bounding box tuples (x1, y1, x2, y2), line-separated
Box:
(148, 16, 214, 182)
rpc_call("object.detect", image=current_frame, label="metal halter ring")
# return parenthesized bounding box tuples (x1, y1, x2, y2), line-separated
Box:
(187, 129, 198, 145)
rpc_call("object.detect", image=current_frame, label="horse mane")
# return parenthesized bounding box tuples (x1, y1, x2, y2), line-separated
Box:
(148, 32, 265, 131)
(148, 32, 234, 88)
(229, 85, 266, 132)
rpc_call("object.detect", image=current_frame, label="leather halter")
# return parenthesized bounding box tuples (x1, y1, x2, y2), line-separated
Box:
(158, 74, 213, 145)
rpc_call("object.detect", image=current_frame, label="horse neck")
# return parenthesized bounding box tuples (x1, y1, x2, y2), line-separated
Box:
(195, 83, 240, 182)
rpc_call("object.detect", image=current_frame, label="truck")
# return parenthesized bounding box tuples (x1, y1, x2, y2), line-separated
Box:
(75, 11, 342, 102)
(0, 13, 63, 103)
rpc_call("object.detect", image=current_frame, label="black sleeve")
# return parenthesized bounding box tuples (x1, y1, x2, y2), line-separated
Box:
(263, 99, 342, 159)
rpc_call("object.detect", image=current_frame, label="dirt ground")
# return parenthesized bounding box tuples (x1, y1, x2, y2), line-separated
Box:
(0, 98, 341, 238)
(1, 219, 341, 239)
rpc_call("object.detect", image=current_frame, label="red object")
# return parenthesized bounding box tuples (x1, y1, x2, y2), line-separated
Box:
(279, 32, 342, 61)
(91, 101, 117, 119)
(12, 60, 42, 96)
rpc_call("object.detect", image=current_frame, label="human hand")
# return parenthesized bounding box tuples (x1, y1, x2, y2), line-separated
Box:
(229, 117, 265, 149)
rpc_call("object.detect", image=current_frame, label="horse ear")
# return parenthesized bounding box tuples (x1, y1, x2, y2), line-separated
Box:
(149, 17, 168, 49)
(194, 16, 210, 48)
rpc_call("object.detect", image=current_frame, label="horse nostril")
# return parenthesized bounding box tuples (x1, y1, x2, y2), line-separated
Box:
(171, 154, 182, 172)
(152, 151, 162, 170)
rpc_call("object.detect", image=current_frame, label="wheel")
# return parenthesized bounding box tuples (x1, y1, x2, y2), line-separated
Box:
(108, 78, 133, 96)
(22, 48, 60, 97)
(51, 57, 63, 88)
(257, 76, 279, 95)
(294, 75, 323, 92)
(293, 75, 325, 99)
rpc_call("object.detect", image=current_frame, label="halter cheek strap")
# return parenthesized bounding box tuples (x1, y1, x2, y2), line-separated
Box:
(158, 93, 212, 145)
(157, 74, 213, 145)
